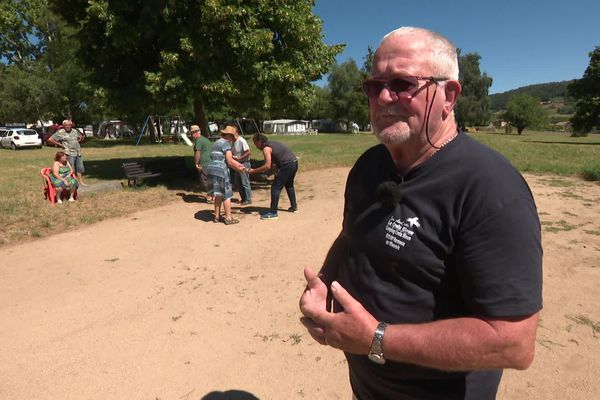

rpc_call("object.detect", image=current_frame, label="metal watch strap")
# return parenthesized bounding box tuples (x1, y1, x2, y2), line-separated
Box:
(368, 322, 388, 364)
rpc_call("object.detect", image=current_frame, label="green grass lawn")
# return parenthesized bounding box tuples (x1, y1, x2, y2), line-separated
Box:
(0, 130, 598, 247)
(470, 130, 600, 178)
(269, 131, 600, 178)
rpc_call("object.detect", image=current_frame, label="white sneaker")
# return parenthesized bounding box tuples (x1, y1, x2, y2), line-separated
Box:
(57, 199, 63, 204)
(68, 198, 76, 202)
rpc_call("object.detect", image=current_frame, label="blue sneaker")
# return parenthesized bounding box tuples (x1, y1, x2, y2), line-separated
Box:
(260, 211, 279, 220)
(288, 206, 299, 213)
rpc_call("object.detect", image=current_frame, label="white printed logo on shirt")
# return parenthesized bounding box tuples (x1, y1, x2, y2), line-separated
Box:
(385, 216, 420, 250)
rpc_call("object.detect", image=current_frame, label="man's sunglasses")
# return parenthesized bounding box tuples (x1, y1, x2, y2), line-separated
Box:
(361, 76, 448, 100)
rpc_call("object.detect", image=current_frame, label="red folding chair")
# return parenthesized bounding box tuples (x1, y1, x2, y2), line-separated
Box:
(41, 167, 78, 205)
(41, 168, 57, 205)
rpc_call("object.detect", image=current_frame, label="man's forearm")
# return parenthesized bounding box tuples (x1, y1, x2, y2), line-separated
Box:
(239, 150, 250, 161)
(381, 314, 538, 371)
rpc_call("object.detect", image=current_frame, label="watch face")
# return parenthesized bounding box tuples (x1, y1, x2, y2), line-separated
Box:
(368, 352, 386, 365)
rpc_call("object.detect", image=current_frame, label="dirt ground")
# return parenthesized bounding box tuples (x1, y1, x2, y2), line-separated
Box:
(1, 167, 598, 400)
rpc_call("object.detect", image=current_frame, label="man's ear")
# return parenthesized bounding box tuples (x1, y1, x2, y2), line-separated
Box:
(442, 80, 461, 119)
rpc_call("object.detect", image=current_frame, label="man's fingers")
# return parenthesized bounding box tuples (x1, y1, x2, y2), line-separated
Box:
(300, 317, 327, 345)
(300, 317, 324, 332)
(303, 267, 328, 293)
(303, 267, 318, 283)
(330, 281, 356, 311)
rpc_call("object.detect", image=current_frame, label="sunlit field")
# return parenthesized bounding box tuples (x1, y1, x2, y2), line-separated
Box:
(0, 130, 598, 246)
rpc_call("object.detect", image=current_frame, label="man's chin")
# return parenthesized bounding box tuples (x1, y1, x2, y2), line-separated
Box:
(375, 127, 411, 145)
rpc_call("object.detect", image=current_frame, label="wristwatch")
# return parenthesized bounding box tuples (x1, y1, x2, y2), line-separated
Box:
(368, 322, 388, 364)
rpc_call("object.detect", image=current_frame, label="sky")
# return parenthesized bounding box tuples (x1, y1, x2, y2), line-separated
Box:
(313, 0, 600, 94)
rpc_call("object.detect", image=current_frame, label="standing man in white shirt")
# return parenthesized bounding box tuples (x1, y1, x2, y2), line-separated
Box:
(230, 124, 252, 205)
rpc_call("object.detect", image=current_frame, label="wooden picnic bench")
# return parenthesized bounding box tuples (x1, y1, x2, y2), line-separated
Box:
(122, 157, 188, 187)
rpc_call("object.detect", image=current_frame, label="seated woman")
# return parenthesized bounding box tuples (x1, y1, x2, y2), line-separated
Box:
(50, 151, 79, 203)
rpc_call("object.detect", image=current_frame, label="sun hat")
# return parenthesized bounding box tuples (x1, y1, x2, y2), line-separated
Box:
(189, 124, 201, 133)
(220, 125, 238, 136)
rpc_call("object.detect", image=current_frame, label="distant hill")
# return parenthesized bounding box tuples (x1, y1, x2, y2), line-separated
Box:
(489, 80, 576, 115)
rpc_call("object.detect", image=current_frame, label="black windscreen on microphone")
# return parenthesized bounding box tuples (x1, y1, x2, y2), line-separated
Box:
(376, 181, 403, 210)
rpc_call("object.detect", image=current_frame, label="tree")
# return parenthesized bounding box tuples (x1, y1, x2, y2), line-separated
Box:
(51, 0, 343, 131)
(489, 81, 576, 112)
(306, 84, 332, 120)
(455, 51, 493, 129)
(504, 94, 548, 134)
(0, 0, 45, 65)
(569, 46, 600, 136)
(0, 0, 103, 124)
(362, 45, 375, 75)
(328, 59, 369, 130)
(0, 63, 55, 123)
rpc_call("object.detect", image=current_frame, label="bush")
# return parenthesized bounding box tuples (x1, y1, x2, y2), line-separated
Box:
(582, 164, 600, 181)
(571, 131, 589, 137)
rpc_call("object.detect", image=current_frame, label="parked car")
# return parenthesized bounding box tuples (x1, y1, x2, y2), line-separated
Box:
(0, 128, 42, 149)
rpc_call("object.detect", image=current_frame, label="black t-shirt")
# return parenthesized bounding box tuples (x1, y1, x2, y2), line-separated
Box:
(334, 133, 543, 400)
(266, 140, 297, 168)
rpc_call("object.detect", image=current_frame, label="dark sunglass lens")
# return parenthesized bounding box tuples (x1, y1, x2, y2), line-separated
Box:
(363, 80, 383, 97)
(388, 78, 414, 94)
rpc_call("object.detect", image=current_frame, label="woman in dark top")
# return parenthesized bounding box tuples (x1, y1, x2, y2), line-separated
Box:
(247, 133, 298, 220)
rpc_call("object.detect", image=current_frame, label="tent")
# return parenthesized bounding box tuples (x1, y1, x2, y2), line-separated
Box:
(262, 119, 310, 134)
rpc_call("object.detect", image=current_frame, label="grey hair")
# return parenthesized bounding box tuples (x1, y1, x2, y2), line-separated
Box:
(381, 27, 459, 80)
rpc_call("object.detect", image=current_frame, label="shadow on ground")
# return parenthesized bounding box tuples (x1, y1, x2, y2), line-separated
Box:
(83, 156, 273, 193)
(83, 156, 196, 191)
(194, 210, 215, 222)
(200, 390, 259, 400)
(177, 193, 210, 204)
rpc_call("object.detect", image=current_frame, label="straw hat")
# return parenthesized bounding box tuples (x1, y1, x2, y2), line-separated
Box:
(220, 125, 238, 136)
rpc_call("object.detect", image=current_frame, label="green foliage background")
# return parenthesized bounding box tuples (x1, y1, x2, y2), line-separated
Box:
(569, 46, 600, 135)
(504, 93, 549, 134)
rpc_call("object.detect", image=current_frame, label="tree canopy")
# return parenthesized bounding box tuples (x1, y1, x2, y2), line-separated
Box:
(569, 46, 600, 135)
(306, 84, 332, 120)
(50, 0, 343, 131)
(490, 80, 575, 112)
(362, 45, 375, 75)
(504, 93, 548, 134)
(0, 0, 46, 65)
(0, 0, 101, 123)
(327, 59, 368, 130)
(455, 51, 493, 129)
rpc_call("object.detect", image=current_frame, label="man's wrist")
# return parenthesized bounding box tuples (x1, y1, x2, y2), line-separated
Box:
(368, 322, 388, 364)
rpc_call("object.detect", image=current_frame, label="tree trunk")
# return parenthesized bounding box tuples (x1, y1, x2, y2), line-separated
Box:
(193, 96, 209, 136)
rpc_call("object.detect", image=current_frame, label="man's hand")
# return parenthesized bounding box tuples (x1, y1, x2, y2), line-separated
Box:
(299, 267, 378, 354)
(299, 267, 329, 345)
